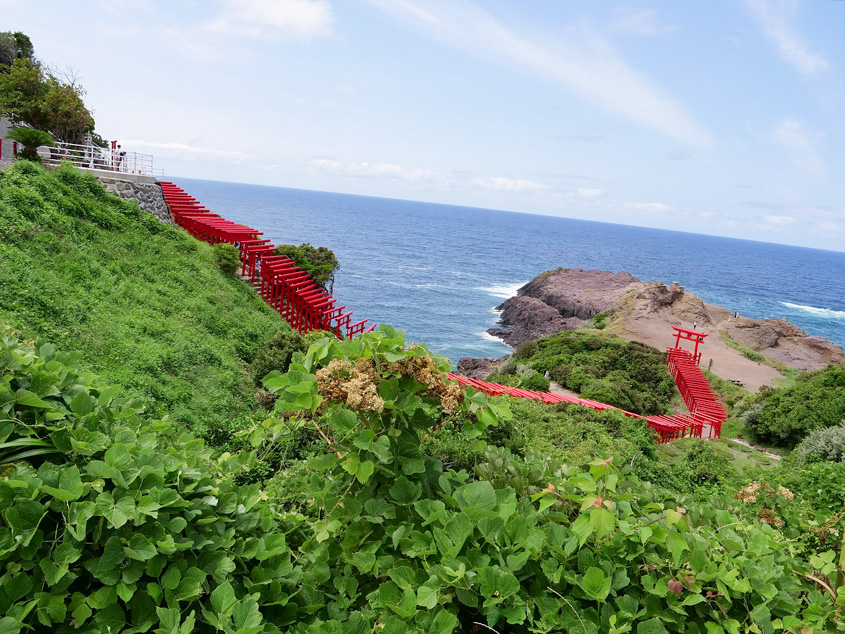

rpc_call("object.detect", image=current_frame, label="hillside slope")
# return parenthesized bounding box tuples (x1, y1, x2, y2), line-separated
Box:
(0, 161, 291, 436)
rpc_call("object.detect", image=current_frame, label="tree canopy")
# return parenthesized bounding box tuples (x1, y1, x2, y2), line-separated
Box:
(0, 31, 34, 66)
(0, 33, 94, 143)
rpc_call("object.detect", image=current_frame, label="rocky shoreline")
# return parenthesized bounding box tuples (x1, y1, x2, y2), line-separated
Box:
(462, 268, 844, 385)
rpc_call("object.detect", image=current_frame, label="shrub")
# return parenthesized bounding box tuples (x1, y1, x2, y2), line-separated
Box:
(495, 330, 672, 415)
(592, 309, 611, 329)
(274, 243, 338, 293)
(212, 242, 241, 275)
(742, 364, 845, 447)
(0, 328, 302, 633)
(794, 422, 845, 464)
(634, 439, 738, 496)
(515, 363, 550, 391)
(253, 326, 837, 632)
(249, 328, 307, 387)
(779, 461, 845, 512)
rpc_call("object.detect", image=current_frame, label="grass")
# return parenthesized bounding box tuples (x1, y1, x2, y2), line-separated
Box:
(718, 332, 801, 382)
(656, 437, 779, 471)
(0, 161, 293, 440)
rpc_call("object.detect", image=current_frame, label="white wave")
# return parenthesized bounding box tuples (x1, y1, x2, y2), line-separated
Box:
(476, 281, 528, 299)
(781, 302, 845, 320)
(477, 331, 512, 346)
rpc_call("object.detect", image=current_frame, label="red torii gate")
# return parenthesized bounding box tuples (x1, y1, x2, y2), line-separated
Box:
(671, 325, 707, 365)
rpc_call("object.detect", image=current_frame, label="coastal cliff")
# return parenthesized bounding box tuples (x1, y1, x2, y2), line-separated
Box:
(471, 268, 844, 385)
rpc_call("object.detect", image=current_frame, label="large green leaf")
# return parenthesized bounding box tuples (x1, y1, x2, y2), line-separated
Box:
(40, 465, 83, 501)
(579, 567, 611, 602)
(457, 481, 497, 512)
(389, 476, 421, 505)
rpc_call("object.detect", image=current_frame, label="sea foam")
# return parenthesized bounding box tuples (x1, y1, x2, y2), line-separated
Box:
(476, 282, 528, 299)
(781, 302, 845, 320)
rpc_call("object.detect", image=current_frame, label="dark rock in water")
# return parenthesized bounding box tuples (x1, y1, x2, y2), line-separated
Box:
(456, 356, 508, 379)
(488, 268, 639, 347)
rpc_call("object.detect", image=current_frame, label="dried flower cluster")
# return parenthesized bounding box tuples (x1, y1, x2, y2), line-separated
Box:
(314, 352, 464, 414)
(316, 358, 385, 413)
(734, 482, 794, 529)
(733, 482, 794, 504)
(758, 508, 784, 528)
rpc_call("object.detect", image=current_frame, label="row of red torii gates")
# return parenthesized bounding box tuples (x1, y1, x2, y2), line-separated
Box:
(157, 181, 725, 442)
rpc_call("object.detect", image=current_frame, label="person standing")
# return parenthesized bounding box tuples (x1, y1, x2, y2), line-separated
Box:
(117, 145, 126, 171)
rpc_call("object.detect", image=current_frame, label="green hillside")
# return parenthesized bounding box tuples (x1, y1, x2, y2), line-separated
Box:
(0, 161, 291, 438)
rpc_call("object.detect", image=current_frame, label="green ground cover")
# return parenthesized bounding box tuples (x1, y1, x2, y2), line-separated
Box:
(487, 330, 674, 415)
(0, 161, 293, 439)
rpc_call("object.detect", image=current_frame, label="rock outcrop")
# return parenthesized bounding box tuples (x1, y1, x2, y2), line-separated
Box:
(489, 268, 641, 347)
(456, 356, 508, 380)
(486, 268, 844, 372)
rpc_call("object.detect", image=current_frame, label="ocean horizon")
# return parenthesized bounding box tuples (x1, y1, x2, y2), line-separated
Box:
(169, 176, 845, 365)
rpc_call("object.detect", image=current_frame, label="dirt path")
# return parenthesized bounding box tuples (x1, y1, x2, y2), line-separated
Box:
(618, 314, 784, 393)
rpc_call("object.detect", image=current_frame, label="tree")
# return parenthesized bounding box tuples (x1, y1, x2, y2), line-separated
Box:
(4, 126, 55, 160)
(275, 243, 340, 293)
(0, 58, 94, 142)
(0, 31, 34, 67)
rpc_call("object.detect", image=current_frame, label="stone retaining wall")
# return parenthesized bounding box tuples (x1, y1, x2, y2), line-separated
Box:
(96, 176, 173, 224)
(0, 116, 14, 170)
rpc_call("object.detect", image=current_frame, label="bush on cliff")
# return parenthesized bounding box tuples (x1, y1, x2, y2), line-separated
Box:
(740, 364, 845, 447)
(0, 161, 292, 440)
(489, 330, 674, 415)
(274, 242, 339, 293)
(212, 242, 241, 275)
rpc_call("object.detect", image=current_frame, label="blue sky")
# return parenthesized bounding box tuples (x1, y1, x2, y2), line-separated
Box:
(4, 0, 844, 250)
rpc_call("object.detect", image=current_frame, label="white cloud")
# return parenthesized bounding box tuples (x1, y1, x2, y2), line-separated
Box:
(746, 0, 829, 76)
(764, 214, 797, 226)
(577, 187, 602, 198)
(771, 116, 825, 176)
(366, 0, 709, 145)
(312, 158, 551, 193)
(624, 201, 674, 213)
(202, 0, 333, 40)
(608, 9, 679, 37)
(312, 158, 441, 182)
(122, 139, 250, 164)
(470, 176, 549, 193)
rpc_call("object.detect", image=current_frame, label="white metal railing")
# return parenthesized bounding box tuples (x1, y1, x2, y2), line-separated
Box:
(40, 136, 162, 177)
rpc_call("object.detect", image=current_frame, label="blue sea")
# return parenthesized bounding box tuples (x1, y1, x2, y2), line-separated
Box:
(171, 177, 845, 365)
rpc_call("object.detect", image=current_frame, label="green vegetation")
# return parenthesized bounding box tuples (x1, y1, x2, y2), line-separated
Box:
(591, 309, 612, 330)
(3, 126, 54, 160)
(0, 58, 94, 143)
(0, 161, 292, 439)
(739, 363, 845, 447)
(212, 242, 242, 275)
(489, 330, 674, 415)
(8, 325, 845, 632)
(0, 31, 34, 65)
(274, 243, 339, 293)
(0, 328, 302, 634)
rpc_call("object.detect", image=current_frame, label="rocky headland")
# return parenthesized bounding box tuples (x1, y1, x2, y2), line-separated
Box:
(461, 268, 844, 391)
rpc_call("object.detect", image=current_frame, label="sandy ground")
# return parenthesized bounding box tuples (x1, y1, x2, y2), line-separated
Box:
(618, 314, 783, 393)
